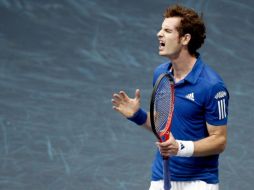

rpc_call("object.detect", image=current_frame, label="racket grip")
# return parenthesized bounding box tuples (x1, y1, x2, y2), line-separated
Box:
(163, 158, 171, 190)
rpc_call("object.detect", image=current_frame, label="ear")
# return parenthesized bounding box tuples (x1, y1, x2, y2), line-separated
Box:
(181, 34, 191, 45)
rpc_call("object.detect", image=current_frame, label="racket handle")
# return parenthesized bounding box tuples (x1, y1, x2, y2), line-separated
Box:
(163, 158, 171, 190)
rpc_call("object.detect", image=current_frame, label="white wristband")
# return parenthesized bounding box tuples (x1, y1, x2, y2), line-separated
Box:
(176, 140, 194, 157)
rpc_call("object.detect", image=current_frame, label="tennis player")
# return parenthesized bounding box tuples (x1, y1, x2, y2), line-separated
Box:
(112, 4, 229, 190)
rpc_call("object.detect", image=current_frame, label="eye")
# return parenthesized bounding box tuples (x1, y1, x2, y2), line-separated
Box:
(165, 29, 172, 33)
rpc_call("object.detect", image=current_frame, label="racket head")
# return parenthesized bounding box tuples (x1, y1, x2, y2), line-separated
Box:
(150, 73, 175, 142)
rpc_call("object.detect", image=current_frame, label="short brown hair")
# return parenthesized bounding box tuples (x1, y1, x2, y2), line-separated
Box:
(164, 4, 206, 55)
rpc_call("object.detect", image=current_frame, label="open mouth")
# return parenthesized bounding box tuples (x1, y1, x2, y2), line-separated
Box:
(160, 42, 165, 47)
(159, 41, 165, 50)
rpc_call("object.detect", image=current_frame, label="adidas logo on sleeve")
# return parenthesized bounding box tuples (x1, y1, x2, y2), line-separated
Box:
(215, 91, 228, 120)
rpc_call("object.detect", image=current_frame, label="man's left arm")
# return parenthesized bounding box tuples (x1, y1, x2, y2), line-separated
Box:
(193, 123, 227, 156)
(156, 124, 227, 157)
(157, 82, 229, 157)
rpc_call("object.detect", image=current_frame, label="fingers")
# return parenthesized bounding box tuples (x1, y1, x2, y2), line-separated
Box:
(111, 98, 119, 107)
(112, 92, 126, 107)
(112, 93, 121, 102)
(156, 137, 178, 156)
(111, 90, 140, 117)
(156, 144, 173, 157)
(111, 91, 128, 112)
(112, 90, 131, 103)
(119, 91, 129, 101)
(111, 94, 120, 107)
(112, 105, 120, 112)
(113, 89, 140, 101)
(156, 141, 175, 148)
(156, 143, 175, 157)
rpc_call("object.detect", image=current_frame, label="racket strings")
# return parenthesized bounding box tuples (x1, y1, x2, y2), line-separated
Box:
(153, 77, 173, 134)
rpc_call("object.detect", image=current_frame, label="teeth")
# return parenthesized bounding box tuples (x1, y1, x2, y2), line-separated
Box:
(159, 41, 165, 46)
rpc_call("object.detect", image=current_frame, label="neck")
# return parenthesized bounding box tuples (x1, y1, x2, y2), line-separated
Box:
(169, 51, 197, 83)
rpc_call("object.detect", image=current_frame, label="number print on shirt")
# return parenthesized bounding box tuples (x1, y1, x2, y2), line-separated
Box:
(218, 99, 227, 120)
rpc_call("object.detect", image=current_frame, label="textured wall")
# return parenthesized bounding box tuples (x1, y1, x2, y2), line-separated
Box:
(0, 0, 253, 189)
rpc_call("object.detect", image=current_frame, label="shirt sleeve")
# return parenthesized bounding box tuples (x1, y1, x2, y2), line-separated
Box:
(205, 82, 229, 126)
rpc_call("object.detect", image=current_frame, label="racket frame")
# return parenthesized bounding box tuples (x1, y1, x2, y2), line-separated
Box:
(150, 73, 175, 190)
(150, 73, 175, 142)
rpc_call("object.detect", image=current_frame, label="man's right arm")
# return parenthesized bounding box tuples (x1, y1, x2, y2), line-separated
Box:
(112, 89, 152, 131)
(142, 112, 152, 131)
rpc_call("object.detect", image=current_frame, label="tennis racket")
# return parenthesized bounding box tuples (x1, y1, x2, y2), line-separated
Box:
(150, 73, 175, 190)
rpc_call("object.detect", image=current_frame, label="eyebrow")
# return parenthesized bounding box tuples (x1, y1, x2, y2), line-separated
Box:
(161, 27, 174, 32)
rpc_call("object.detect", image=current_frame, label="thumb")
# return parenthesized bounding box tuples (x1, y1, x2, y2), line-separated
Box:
(170, 132, 175, 141)
(135, 89, 141, 100)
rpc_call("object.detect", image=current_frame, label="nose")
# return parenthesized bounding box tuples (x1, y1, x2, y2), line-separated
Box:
(157, 29, 163, 38)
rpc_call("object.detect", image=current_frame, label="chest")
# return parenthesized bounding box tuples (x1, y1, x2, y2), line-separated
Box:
(174, 85, 206, 120)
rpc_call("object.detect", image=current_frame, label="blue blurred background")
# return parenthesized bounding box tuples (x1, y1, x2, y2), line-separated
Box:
(0, 0, 253, 189)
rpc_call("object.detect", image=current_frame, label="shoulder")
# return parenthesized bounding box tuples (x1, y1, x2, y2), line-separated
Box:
(199, 63, 227, 90)
(190, 59, 229, 105)
(154, 62, 170, 76)
(153, 62, 170, 86)
(199, 63, 229, 103)
(201, 63, 222, 81)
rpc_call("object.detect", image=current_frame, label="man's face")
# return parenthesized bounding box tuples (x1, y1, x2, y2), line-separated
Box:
(157, 17, 183, 58)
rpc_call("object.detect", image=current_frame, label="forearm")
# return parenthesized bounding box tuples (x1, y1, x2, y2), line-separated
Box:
(127, 109, 153, 132)
(141, 112, 152, 131)
(157, 125, 227, 158)
(193, 134, 227, 157)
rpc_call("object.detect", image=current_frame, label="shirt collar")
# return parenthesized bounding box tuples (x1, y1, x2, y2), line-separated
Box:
(167, 54, 204, 85)
(184, 55, 204, 84)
